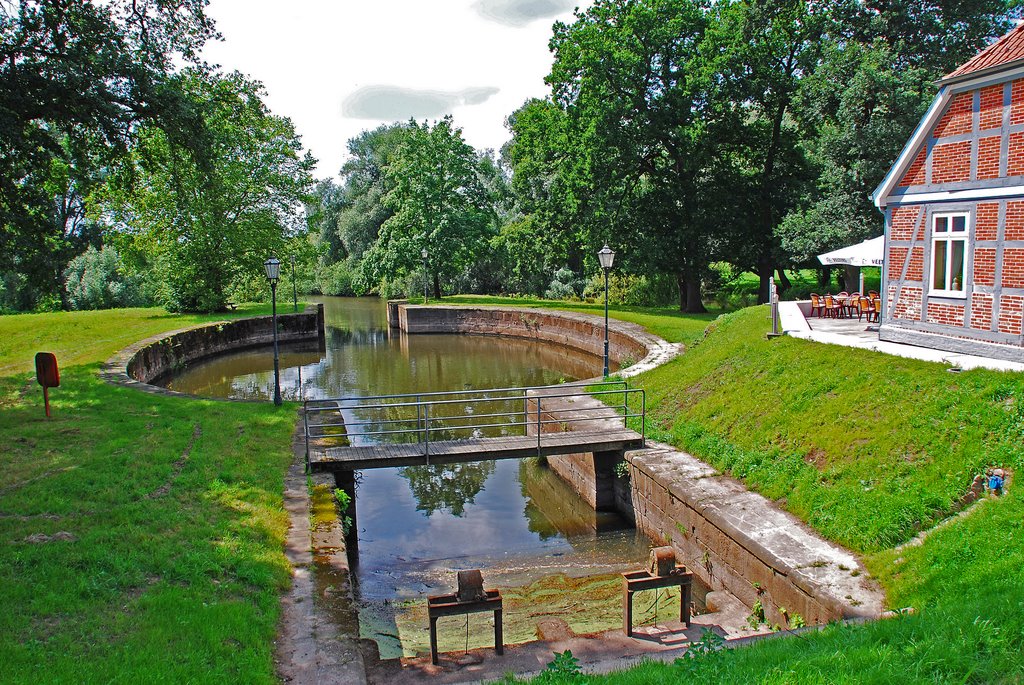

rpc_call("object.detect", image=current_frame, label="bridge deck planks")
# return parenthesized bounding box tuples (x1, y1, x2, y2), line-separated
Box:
(308, 429, 644, 471)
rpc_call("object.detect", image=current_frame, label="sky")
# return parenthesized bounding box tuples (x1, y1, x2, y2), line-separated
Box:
(201, 0, 593, 180)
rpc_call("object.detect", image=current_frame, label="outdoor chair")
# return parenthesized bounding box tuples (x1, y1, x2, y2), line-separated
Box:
(809, 293, 824, 317)
(823, 295, 843, 318)
(871, 298, 881, 323)
(856, 296, 874, 321)
(845, 293, 861, 317)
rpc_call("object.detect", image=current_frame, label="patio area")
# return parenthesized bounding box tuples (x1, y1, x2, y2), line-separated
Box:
(778, 301, 1024, 373)
(803, 313, 879, 342)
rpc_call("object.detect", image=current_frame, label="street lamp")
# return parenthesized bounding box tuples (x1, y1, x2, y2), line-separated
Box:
(421, 248, 429, 304)
(290, 254, 298, 313)
(264, 256, 283, 406)
(598, 244, 615, 378)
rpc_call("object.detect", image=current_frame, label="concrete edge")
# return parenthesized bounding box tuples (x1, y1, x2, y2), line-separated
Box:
(397, 304, 683, 379)
(99, 304, 325, 400)
(276, 416, 368, 685)
(627, 444, 883, 622)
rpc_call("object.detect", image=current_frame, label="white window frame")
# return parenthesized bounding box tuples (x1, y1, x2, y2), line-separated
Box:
(929, 212, 970, 299)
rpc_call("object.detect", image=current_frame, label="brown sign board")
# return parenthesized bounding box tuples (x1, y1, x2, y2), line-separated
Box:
(35, 352, 60, 388)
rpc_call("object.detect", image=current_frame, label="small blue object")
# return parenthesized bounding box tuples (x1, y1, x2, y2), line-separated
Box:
(988, 474, 1005, 492)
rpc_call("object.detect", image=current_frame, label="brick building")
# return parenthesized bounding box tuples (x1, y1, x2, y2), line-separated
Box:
(873, 24, 1024, 362)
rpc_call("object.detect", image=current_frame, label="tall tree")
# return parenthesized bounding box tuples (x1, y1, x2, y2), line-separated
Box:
(100, 70, 315, 311)
(0, 0, 215, 308)
(334, 123, 412, 269)
(362, 117, 495, 298)
(546, 0, 743, 312)
(711, 0, 828, 302)
(502, 98, 583, 276)
(780, 1, 1019, 274)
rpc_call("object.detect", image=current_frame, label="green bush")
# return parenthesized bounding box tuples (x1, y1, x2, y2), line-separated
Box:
(582, 272, 677, 307)
(315, 260, 358, 296)
(545, 267, 584, 300)
(64, 245, 147, 310)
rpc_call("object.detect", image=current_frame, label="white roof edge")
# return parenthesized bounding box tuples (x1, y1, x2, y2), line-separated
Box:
(874, 62, 1024, 211)
(886, 183, 1024, 206)
(872, 88, 950, 210)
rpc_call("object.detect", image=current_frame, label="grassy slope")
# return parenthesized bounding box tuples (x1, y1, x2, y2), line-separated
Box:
(0, 304, 278, 376)
(502, 304, 1024, 683)
(0, 305, 296, 683)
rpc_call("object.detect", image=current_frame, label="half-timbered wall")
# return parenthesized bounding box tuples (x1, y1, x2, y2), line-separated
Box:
(882, 75, 1024, 361)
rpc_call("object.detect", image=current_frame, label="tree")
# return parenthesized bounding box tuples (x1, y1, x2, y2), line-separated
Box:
(780, 1, 1019, 276)
(100, 70, 315, 311)
(502, 98, 583, 277)
(546, 0, 745, 312)
(361, 117, 496, 298)
(711, 0, 827, 302)
(63, 244, 145, 310)
(0, 0, 215, 309)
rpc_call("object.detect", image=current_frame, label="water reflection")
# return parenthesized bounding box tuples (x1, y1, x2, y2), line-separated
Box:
(160, 297, 650, 658)
(400, 462, 497, 517)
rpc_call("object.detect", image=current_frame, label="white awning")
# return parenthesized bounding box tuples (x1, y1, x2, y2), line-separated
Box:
(817, 236, 884, 267)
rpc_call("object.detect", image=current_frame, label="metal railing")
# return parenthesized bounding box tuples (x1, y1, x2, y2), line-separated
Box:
(303, 380, 645, 466)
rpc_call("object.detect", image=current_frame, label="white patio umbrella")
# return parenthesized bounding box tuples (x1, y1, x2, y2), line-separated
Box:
(818, 236, 884, 293)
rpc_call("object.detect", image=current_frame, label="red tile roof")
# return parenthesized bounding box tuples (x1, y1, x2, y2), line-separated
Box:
(944, 22, 1024, 82)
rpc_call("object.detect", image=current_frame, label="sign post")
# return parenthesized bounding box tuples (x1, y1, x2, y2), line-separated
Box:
(35, 352, 60, 418)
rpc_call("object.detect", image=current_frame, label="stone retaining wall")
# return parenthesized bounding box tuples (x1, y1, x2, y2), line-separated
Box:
(622, 444, 883, 627)
(103, 304, 325, 391)
(395, 305, 678, 378)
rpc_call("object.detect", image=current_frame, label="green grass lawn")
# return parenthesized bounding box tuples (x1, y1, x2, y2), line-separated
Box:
(504, 304, 1024, 683)
(0, 304, 297, 683)
(5, 300, 1023, 683)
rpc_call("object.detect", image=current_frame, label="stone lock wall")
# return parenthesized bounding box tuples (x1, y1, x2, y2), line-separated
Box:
(621, 446, 880, 627)
(118, 304, 325, 386)
(397, 306, 649, 369)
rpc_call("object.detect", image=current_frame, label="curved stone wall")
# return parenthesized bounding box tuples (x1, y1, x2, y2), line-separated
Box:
(102, 304, 325, 394)
(395, 304, 680, 379)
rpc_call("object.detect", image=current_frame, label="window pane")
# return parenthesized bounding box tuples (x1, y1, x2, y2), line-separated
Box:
(951, 240, 965, 290)
(935, 216, 948, 233)
(952, 216, 966, 232)
(933, 241, 947, 290)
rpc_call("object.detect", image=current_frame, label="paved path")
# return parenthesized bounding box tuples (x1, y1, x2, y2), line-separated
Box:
(779, 301, 1024, 372)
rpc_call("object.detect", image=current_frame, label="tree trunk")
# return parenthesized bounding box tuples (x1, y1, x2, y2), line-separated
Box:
(676, 272, 707, 313)
(433, 273, 441, 300)
(775, 268, 792, 291)
(843, 265, 859, 293)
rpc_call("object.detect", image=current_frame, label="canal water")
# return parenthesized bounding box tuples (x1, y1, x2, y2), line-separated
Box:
(165, 297, 685, 657)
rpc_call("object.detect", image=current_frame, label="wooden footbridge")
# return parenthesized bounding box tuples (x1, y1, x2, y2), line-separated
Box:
(303, 381, 646, 473)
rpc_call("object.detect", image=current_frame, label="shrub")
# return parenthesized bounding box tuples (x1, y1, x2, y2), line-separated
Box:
(64, 245, 147, 310)
(582, 272, 677, 307)
(315, 260, 358, 296)
(544, 267, 584, 300)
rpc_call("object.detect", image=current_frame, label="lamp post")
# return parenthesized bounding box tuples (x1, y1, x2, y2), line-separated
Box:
(597, 244, 615, 378)
(290, 254, 298, 312)
(421, 248, 429, 304)
(264, 256, 283, 406)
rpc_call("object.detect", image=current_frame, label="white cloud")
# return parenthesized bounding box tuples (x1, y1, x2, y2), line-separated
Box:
(473, 0, 577, 27)
(342, 85, 500, 120)
(201, 0, 591, 178)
